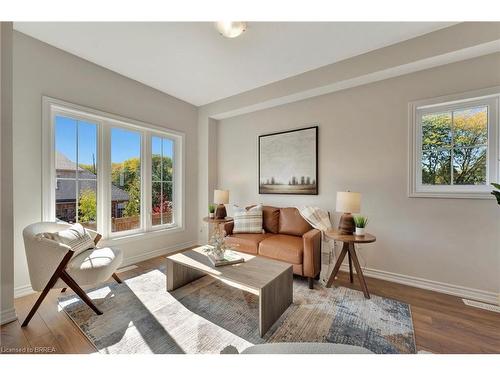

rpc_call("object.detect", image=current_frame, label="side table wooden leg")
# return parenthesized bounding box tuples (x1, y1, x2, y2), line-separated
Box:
(348, 251, 353, 283)
(326, 242, 349, 288)
(348, 243, 370, 299)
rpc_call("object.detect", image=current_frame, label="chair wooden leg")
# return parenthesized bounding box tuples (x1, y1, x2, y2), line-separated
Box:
(61, 287, 67, 293)
(308, 277, 314, 289)
(112, 273, 122, 284)
(22, 280, 55, 327)
(22, 250, 74, 327)
(60, 271, 102, 315)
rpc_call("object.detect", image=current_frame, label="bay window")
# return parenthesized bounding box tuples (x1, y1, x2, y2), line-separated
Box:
(42, 97, 184, 240)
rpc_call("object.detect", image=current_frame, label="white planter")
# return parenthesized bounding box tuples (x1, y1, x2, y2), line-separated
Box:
(209, 213, 214, 218)
(355, 227, 365, 236)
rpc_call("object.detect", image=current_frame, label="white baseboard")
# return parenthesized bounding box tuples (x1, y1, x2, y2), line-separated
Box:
(14, 284, 35, 299)
(0, 307, 18, 325)
(339, 264, 499, 305)
(14, 240, 199, 299)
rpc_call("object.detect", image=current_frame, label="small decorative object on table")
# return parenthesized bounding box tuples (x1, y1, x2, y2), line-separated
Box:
(208, 204, 216, 219)
(336, 191, 361, 235)
(203, 226, 244, 266)
(353, 215, 368, 236)
(214, 190, 229, 219)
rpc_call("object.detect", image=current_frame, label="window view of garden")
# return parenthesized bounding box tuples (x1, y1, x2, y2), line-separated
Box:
(110, 128, 141, 232)
(54, 115, 177, 234)
(421, 106, 488, 186)
(152, 136, 174, 226)
(55, 116, 101, 230)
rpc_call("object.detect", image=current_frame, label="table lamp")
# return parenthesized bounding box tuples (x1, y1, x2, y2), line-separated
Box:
(336, 191, 361, 235)
(214, 189, 229, 219)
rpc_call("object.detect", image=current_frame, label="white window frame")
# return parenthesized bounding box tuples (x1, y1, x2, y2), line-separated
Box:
(42, 96, 185, 241)
(408, 87, 500, 199)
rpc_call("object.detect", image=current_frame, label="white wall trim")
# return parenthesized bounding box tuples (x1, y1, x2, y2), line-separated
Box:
(13, 240, 199, 298)
(0, 307, 17, 325)
(339, 264, 499, 305)
(13, 284, 34, 298)
(211, 40, 500, 120)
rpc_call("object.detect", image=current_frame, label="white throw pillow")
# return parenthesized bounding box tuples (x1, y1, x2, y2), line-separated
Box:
(233, 204, 264, 234)
(43, 223, 95, 256)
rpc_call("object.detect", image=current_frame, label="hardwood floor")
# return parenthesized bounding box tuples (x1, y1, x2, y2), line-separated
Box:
(1, 251, 499, 354)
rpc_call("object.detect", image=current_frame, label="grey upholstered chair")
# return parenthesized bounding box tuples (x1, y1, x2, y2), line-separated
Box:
(21, 222, 123, 327)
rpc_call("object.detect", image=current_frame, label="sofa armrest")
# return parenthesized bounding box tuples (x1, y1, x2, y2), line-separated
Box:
(221, 221, 234, 236)
(302, 229, 321, 278)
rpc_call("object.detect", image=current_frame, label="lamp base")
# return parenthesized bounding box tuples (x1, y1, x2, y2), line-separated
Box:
(215, 204, 227, 220)
(338, 213, 355, 235)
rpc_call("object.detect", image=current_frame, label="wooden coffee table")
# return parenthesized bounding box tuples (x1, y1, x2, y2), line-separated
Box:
(166, 246, 293, 337)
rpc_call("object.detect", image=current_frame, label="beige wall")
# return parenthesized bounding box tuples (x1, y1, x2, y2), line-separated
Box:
(1, 22, 16, 324)
(217, 53, 500, 298)
(12, 32, 199, 295)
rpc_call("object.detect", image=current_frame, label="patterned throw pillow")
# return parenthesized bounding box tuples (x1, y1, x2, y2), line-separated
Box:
(233, 204, 264, 234)
(43, 223, 95, 256)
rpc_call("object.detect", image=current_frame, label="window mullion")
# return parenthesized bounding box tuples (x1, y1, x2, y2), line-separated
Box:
(75, 121, 80, 223)
(143, 131, 151, 232)
(99, 123, 110, 238)
(450, 111, 454, 185)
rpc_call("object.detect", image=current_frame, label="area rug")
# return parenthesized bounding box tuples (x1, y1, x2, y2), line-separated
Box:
(59, 265, 416, 354)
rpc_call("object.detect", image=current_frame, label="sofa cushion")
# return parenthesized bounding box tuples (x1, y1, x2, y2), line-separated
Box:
(258, 234, 303, 264)
(233, 204, 264, 234)
(262, 206, 280, 234)
(225, 233, 272, 254)
(278, 207, 312, 236)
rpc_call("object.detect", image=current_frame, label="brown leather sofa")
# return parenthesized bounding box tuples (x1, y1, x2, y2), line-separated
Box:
(221, 206, 321, 289)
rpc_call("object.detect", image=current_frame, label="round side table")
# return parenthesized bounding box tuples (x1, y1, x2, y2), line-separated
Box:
(324, 229, 376, 299)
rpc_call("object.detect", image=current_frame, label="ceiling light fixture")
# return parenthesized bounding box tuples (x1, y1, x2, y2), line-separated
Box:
(215, 21, 247, 38)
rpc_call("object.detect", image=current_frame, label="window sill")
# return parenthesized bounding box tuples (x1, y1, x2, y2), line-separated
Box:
(409, 190, 494, 199)
(101, 225, 184, 245)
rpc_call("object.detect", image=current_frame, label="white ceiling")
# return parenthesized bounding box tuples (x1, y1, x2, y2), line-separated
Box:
(14, 22, 454, 106)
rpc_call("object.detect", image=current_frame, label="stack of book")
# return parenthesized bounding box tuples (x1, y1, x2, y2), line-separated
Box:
(208, 250, 245, 267)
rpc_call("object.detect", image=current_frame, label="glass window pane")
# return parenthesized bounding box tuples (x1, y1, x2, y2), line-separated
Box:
(77, 120, 98, 179)
(152, 182, 162, 226)
(55, 178, 76, 223)
(55, 116, 77, 179)
(421, 149, 451, 185)
(152, 136, 174, 226)
(111, 128, 141, 233)
(152, 136, 162, 182)
(453, 106, 488, 148)
(78, 181, 97, 230)
(453, 147, 487, 185)
(162, 182, 173, 225)
(162, 138, 174, 182)
(421, 112, 452, 150)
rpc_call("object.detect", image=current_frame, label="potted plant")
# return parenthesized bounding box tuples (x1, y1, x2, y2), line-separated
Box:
(208, 204, 216, 218)
(353, 216, 368, 236)
(491, 183, 500, 205)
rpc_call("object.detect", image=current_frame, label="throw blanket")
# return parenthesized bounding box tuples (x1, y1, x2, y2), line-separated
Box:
(297, 206, 336, 285)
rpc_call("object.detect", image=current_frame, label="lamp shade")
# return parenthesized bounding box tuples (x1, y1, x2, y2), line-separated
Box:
(214, 190, 229, 204)
(336, 191, 361, 213)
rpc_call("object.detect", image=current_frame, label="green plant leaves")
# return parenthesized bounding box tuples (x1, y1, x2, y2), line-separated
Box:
(492, 183, 500, 205)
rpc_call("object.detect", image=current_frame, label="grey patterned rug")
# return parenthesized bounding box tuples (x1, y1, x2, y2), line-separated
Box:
(59, 265, 416, 354)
